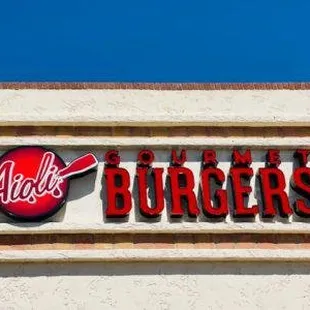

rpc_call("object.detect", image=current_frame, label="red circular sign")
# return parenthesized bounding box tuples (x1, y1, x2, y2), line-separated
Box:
(0, 146, 69, 220)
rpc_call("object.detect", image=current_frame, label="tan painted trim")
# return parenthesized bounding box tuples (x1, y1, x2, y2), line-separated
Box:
(0, 233, 306, 251)
(1, 249, 310, 262)
(0, 222, 310, 235)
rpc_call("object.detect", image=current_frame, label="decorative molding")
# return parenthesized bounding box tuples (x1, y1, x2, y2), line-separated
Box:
(0, 222, 310, 235)
(1, 249, 310, 262)
(0, 89, 309, 127)
(0, 136, 309, 148)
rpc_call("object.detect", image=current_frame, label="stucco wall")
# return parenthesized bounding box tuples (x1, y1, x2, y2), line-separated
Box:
(0, 88, 310, 126)
(1, 261, 310, 310)
(1, 85, 310, 309)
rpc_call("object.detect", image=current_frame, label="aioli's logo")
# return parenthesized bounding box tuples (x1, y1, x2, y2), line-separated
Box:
(0, 146, 98, 220)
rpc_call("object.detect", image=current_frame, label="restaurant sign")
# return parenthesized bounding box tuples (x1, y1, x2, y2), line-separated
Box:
(0, 146, 309, 221)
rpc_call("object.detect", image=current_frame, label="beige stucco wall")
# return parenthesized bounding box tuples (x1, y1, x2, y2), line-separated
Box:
(1, 86, 310, 309)
(0, 88, 310, 127)
(1, 261, 310, 310)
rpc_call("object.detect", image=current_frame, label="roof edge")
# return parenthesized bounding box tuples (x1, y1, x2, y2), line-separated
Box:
(0, 82, 310, 90)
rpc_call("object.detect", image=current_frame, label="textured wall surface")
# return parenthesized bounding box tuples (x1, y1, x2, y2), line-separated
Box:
(0, 86, 310, 309)
(0, 89, 309, 126)
(1, 262, 310, 310)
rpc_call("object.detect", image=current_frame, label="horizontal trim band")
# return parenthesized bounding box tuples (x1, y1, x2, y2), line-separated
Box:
(1, 82, 310, 90)
(0, 136, 309, 148)
(0, 89, 309, 127)
(3, 121, 310, 127)
(1, 249, 310, 262)
(1, 126, 309, 137)
(1, 222, 310, 235)
(0, 233, 306, 250)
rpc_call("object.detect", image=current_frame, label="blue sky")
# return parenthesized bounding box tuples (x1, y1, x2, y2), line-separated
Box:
(0, 0, 309, 82)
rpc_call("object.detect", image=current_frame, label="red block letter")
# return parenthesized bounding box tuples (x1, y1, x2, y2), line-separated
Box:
(266, 149, 281, 167)
(105, 168, 132, 217)
(171, 150, 186, 166)
(232, 149, 252, 167)
(258, 168, 292, 217)
(294, 149, 310, 167)
(137, 150, 155, 166)
(168, 167, 199, 217)
(202, 150, 218, 167)
(291, 167, 310, 217)
(136, 167, 164, 217)
(105, 150, 120, 166)
(230, 167, 258, 217)
(200, 167, 228, 217)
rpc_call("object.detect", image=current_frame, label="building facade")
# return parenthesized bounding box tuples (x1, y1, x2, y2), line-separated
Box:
(0, 83, 310, 309)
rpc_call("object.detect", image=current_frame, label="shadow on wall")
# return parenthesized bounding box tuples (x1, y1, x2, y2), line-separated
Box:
(2, 262, 310, 277)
